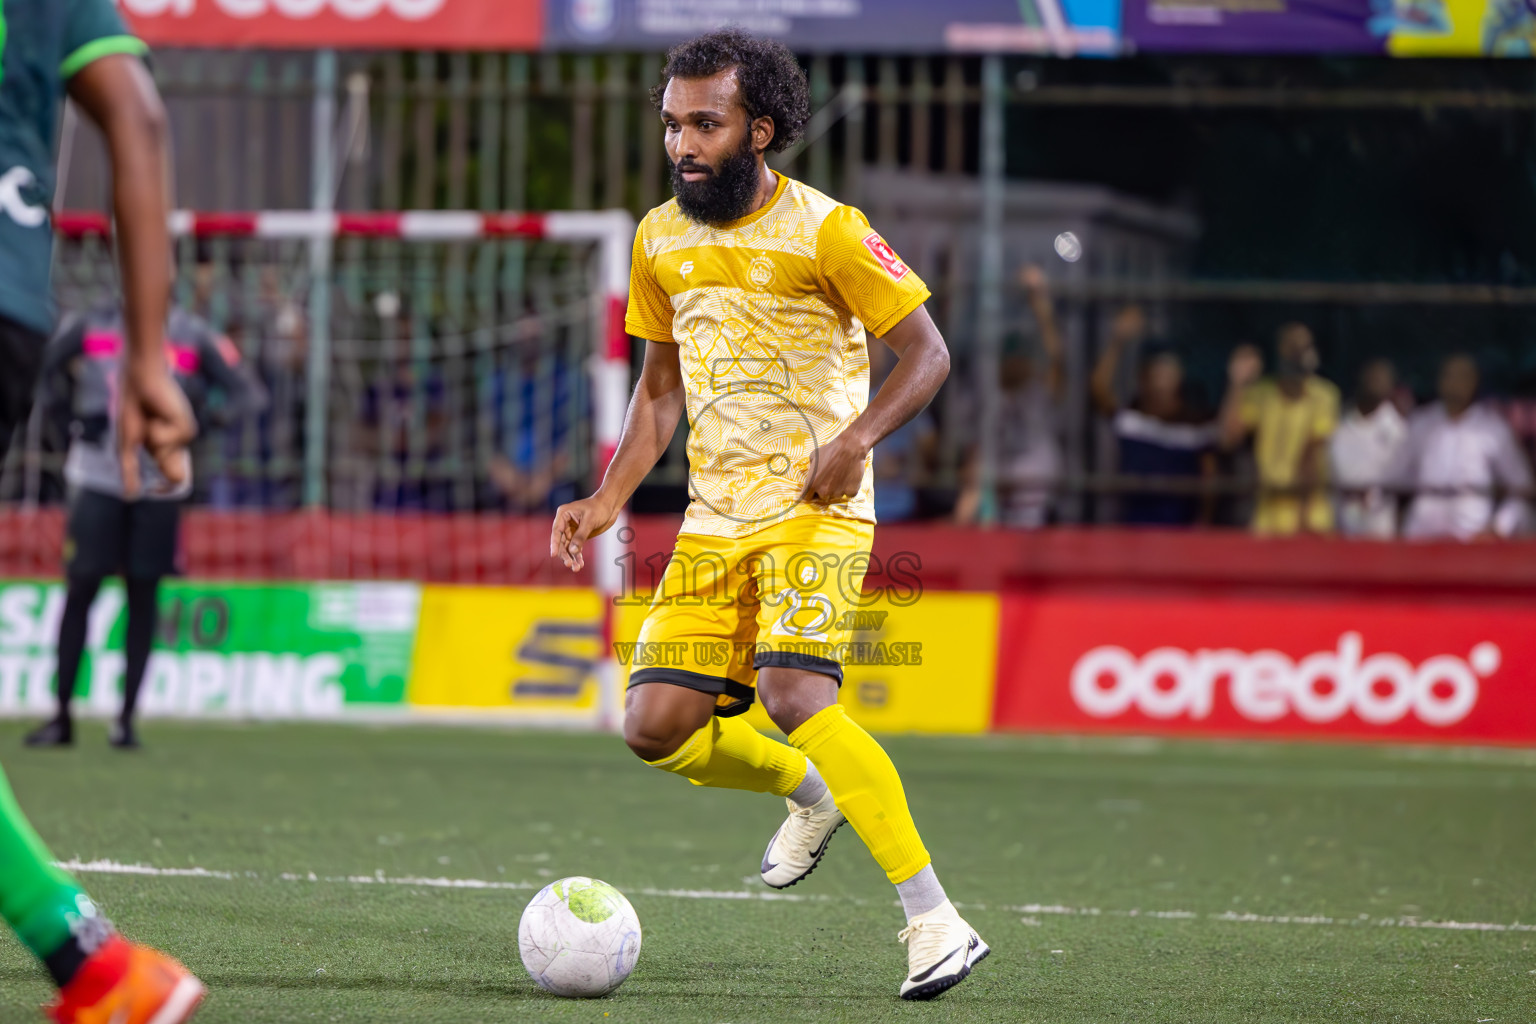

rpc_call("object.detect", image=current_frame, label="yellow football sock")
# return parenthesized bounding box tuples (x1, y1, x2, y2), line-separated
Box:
(788, 704, 931, 884)
(645, 715, 807, 797)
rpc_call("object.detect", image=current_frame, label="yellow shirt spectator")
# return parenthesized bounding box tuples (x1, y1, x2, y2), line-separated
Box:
(1240, 376, 1341, 535)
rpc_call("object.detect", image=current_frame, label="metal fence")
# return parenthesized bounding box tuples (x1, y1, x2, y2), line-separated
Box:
(62, 51, 965, 216)
(17, 233, 600, 516)
(36, 50, 1536, 538)
(20, 230, 1536, 542)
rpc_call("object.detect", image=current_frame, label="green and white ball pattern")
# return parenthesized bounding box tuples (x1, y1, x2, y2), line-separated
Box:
(518, 876, 642, 997)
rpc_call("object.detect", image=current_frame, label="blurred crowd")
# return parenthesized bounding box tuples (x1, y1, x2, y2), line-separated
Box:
(181, 258, 586, 517)
(32, 255, 1532, 543)
(918, 265, 1535, 541)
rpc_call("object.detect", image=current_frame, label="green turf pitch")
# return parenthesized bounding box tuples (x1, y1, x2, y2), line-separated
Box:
(0, 723, 1531, 1023)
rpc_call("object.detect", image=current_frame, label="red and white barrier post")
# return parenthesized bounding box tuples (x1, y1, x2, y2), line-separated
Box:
(57, 208, 637, 731)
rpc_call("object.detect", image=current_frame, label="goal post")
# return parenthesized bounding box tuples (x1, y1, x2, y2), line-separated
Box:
(49, 208, 636, 729)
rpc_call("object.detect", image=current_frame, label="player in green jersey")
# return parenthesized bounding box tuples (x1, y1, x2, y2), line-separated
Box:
(0, 3, 202, 1022)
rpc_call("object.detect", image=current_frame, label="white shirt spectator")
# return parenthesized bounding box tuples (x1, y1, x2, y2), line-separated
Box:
(1329, 402, 1407, 539)
(1389, 401, 1532, 541)
(998, 379, 1061, 529)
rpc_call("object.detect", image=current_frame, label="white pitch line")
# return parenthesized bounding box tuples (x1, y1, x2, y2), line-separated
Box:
(1397, 919, 1536, 933)
(635, 887, 818, 903)
(281, 871, 536, 892)
(59, 859, 237, 880)
(57, 860, 1533, 933)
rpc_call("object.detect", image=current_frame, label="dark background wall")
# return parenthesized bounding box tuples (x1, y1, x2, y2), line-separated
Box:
(1003, 56, 1536, 403)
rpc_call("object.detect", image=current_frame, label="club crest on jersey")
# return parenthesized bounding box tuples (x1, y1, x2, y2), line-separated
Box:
(0, 168, 46, 229)
(749, 256, 776, 289)
(862, 232, 909, 280)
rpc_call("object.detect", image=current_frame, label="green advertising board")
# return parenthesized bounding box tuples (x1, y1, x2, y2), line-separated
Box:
(0, 581, 419, 718)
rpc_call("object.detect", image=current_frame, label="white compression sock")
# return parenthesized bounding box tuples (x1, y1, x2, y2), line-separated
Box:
(896, 865, 948, 920)
(787, 760, 829, 808)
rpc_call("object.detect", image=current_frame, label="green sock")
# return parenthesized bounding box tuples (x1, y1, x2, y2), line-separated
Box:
(0, 766, 97, 969)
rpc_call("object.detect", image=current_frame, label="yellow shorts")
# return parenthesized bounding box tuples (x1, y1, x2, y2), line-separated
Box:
(627, 515, 876, 717)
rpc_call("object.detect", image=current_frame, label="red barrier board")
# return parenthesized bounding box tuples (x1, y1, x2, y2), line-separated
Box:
(117, 0, 542, 51)
(995, 593, 1536, 744)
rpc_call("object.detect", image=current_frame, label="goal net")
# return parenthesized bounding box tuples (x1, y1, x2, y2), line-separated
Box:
(9, 210, 636, 587)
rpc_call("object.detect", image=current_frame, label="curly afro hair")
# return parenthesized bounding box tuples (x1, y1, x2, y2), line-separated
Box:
(651, 29, 809, 154)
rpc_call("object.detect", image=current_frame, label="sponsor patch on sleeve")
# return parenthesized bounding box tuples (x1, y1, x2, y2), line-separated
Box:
(862, 232, 910, 281)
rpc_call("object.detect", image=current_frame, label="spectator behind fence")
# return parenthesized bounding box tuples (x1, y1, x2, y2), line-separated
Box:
(1389, 353, 1532, 541)
(1496, 373, 1536, 470)
(1089, 305, 1217, 526)
(361, 358, 451, 511)
(956, 265, 1063, 528)
(208, 266, 308, 509)
(487, 332, 584, 514)
(1220, 323, 1340, 536)
(869, 338, 936, 522)
(1329, 358, 1408, 539)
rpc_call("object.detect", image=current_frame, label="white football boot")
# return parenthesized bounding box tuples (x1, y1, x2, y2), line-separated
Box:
(897, 899, 990, 1000)
(759, 790, 846, 889)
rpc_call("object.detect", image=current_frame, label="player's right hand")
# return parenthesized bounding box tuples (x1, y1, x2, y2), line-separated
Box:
(549, 496, 619, 573)
(119, 354, 197, 499)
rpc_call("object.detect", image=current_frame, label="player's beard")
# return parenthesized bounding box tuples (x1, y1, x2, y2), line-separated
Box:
(671, 135, 762, 227)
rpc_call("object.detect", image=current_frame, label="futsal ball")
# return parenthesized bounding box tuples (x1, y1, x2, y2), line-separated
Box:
(518, 876, 642, 998)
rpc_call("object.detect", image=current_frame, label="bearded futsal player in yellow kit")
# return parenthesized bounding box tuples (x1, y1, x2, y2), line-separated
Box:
(549, 29, 988, 1000)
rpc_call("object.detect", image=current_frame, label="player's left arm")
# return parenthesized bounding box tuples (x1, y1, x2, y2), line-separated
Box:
(803, 210, 949, 504)
(801, 305, 950, 504)
(197, 328, 269, 427)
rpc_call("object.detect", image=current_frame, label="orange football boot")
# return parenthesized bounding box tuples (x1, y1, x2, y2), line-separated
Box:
(45, 935, 204, 1024)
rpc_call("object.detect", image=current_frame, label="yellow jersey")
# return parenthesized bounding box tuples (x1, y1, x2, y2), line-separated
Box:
(626, 173, 932, 539)
(1240, 375, 1341, 535)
